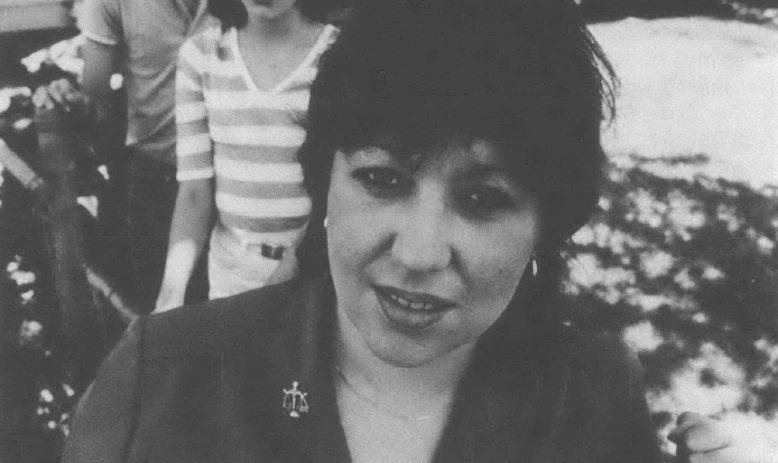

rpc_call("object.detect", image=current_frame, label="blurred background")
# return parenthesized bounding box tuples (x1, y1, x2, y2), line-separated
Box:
(1, 0, 777, 461)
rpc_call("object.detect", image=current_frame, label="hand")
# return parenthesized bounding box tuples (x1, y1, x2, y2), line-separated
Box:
(669, 412, 778, 463)
(153, 285, 185, 314)
(265, 251, 299, 286)
(32, 78, 88, 111)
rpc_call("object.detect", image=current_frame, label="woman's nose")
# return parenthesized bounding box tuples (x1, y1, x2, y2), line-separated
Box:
(390, 201, 453, 272)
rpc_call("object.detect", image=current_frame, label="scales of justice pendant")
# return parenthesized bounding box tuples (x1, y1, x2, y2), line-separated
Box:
(282, 381, 309, 418)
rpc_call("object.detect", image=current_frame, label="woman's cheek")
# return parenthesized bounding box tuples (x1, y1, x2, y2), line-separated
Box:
(328, 199, 383, 276)
(467, 229, 534, 303)
(478, 258, 525, 303)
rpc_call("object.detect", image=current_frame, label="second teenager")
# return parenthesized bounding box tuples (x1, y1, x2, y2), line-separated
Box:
(155, 0, 339, 311)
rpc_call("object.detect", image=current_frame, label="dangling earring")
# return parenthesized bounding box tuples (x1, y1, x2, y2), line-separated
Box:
(531, 255, 538, 277)
(323, 216, 328, 229)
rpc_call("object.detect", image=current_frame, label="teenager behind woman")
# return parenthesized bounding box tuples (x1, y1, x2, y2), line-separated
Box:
(155, 0, 339, 311)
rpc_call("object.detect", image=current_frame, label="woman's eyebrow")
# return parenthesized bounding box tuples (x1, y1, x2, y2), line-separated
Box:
(466, 163, 510, 179)
(348, 144, 423, 169)
(347, 146, 391, 158)
(461, 164, 528, 194)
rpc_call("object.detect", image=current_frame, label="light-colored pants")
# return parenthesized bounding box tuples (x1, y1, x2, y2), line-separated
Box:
(207, 228, 281, 300)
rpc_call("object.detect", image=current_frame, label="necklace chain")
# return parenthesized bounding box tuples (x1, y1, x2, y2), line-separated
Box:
(334, 364, 454, 422)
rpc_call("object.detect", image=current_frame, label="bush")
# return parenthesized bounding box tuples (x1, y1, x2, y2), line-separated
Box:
(564, 155, 778, 449)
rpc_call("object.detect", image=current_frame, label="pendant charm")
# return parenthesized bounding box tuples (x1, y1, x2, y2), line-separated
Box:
(282, 381, 309, 418)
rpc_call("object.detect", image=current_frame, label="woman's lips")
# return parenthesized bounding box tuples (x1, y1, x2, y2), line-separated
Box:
(373, 285, 455, 332)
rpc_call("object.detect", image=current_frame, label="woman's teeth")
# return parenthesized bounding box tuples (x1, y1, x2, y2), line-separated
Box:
(387, 293, 436, 311)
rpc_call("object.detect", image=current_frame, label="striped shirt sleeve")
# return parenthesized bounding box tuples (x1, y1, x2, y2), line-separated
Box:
(176, 37, 214, 181)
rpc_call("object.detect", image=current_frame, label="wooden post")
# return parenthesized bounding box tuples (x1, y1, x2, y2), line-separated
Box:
(0, 137, 138, 321)
(33, 105, 98, 388)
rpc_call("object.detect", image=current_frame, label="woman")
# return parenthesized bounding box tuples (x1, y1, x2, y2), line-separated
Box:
(61, 0, 762, 461)
(154, 0, 339, 311)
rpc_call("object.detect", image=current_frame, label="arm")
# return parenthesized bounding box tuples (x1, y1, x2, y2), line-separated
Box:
(79, 0, 123, 155)
(31, 0, 120, 138)
(263, 225, 305, 286)
(154, 179, 215, 312)
(264, 250, 300, 286)
(154, 38, 215, 313)
(81, 39, 118, 128)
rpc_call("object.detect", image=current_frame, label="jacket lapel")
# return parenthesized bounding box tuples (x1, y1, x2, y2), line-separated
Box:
(256, 276, 353, 463)
(436, 342, 543, 463)
(434, 330, 578, 463)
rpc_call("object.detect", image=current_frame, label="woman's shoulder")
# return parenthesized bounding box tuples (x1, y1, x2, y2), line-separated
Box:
(543, 326, 640, 369)
(496, 324, 643, 385)
(140, 277, 312, 361)
(533, 325, 645, 396)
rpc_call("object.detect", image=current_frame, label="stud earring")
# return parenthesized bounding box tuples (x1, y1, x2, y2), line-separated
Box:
(323, 216, 328, 229)
(531, 255, 538, 277)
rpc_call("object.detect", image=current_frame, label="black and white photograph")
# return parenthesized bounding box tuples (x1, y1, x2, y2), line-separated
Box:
(0, 0, 777, 461)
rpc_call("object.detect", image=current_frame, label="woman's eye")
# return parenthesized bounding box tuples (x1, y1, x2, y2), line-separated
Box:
(352, 168, 410, 197)
(459, 186, 516, 217)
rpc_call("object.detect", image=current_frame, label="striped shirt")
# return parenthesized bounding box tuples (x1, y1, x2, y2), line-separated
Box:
(176, 24, 338, 262)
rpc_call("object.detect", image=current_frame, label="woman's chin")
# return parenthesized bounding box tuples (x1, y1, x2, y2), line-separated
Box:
(366, 339, 445, 368)
(364, 311, 459, 368)
(335, 282, 471, 368)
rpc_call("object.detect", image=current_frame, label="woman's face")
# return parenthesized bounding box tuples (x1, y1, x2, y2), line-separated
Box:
(327, 139, 541, 367)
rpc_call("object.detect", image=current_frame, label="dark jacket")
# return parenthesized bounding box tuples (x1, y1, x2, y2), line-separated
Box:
(63, 275, 662, 463)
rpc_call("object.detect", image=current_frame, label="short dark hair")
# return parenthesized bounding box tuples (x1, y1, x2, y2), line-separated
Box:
(297, 0, 616, 286)
(208, 0, 342, 30)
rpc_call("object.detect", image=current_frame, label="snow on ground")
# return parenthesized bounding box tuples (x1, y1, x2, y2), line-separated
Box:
(591, 17, 778, 188)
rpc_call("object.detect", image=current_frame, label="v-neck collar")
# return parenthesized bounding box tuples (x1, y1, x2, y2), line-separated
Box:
(188, 0, 214, 37)
(229, 24, 336, 95)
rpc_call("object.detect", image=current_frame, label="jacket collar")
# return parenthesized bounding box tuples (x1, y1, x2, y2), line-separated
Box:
(253, 274, 567, 463)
